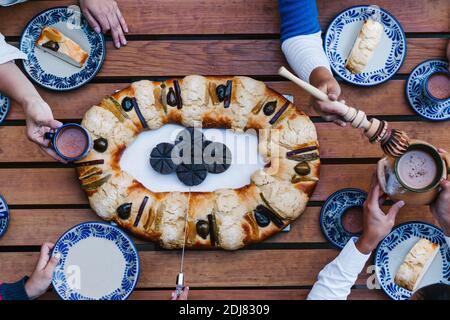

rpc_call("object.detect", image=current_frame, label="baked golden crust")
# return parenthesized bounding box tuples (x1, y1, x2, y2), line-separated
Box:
(76, 75, 320, 250)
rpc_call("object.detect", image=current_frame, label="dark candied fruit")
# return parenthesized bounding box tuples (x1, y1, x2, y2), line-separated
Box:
(176, 163, 208, 186)
(216, 85, 226, 102)
(203, 141, 232, 174)
(149, 142, 177, 174)
(294, 162, 310, 176)
(42, 41, 59, 52)
(223, 80, 232, 108)
(121, 97, 135, 112)
(254, 210, 270, 228)
(167, 88, 177, 107)
(93, 138, 108, 153)
(117, 203, 132, 220)
(196, 220, 210, 239)
(263, 101, 277, 116)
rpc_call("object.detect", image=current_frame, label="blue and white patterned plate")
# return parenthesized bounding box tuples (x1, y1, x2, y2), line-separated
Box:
(52, 222, 140, 300)
(324, 5, 406, 86)
(0, 195, 10, 239)
(0, 93, 10, 125)
(406, 59, 450, 121)
(320, 188, 367, 249)
(19, 6, 105, 91)
(375, 222, 450, 300)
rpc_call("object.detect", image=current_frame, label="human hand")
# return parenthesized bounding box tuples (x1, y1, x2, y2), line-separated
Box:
(171, 286, 189, 300)
(79, 0, 128, 49)
(356, 172, 405, 254)
(446, 41, 450, 71)
(24, 243, 60, 300)
(309, 67, 346, 127)
(23, 97, 66, 163)
(430, 148, 450, 236)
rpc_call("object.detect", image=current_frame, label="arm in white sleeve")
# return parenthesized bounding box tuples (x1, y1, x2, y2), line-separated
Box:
(281, 31, 331, 83)
(445, 236, 450, 248)
(307, 237, 371, 300)
(0, 33, 27, 64)
(0, 0, 27, 6)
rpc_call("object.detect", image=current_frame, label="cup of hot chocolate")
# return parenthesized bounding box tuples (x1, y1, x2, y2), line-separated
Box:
(377, 141, 448, 206)
(44, 123, 92, 161)
(423, 70, 450, 102)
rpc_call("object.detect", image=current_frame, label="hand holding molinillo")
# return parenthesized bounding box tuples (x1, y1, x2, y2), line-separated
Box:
(278, 67, 410, 158)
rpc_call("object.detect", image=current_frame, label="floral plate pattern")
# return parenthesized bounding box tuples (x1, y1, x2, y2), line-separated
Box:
(0, 195, 10, 239)
(324, 5, 406, 86)
(52, 222, 140, 300)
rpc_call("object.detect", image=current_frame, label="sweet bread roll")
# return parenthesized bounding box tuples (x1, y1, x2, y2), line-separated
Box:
(394, 238, 440, 291)
(345, 19, 383, 74)
(78, 75, 320, 250)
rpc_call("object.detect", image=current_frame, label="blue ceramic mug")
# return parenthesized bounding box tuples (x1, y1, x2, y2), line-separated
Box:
(423, 70, 450, 103)
(44, 123, 92, 161)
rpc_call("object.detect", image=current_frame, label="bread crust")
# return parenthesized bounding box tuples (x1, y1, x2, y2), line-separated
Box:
(77, 75, 320, 250)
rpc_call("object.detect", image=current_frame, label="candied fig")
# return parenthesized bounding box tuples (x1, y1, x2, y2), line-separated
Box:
(117, 203, 132, 220)
(93, 138, 108, 153)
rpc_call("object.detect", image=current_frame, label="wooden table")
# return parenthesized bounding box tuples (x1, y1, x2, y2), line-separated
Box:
(0, 0, 448, 300)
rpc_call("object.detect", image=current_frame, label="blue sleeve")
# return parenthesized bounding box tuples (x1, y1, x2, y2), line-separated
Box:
(278, 0, 321, 43)
(0, 277, 30, 300)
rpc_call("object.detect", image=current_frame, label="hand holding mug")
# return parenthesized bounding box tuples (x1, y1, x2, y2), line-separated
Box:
(430, 148, 450, 236)
(23, 98, 66, 163)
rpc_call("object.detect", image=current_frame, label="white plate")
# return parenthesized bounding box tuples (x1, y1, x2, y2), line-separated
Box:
(375, 222, 450, 300)
(52, 222, 139, 300)
(19, 6, 105, 91)
(324, 5, 406, 86)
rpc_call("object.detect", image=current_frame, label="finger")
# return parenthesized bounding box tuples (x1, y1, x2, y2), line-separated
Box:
(438, 148, 450, 167)
(40, 146, 68, 164)
(36, 243, 53, 270)
(327, 80, 341, 98)
(44, 252, 61, 274)
(179, 287, 189, 300)
(116, 7, 129, 33)
(40, 119, 62, 129)
(84, 9, 101, 33)
(107, 15, 122, 48)
(368, 175, 381, 204)
(333, 119, 347, 127)
(317, 101, 347, 116)
(387, 200, 405, 221)
(440, 179, 450, 190)
(321, 114, 340, 122)
(96, 13, 110, 33)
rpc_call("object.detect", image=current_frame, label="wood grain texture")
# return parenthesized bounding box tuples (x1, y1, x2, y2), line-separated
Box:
(0, 207, 436, 246)
(7, 38, 445, 77)
(0, 249, 375, 287)
(97, 39, 447, 77)
(40, 288, 388, 300)
(0, 0, 448, 36)
(6, 80, 415, 120)
(0, 121, 448, 162)
(0, 163, 446, 205)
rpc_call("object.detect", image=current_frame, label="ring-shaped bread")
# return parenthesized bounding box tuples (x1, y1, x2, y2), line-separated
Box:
(77, 76, 320, 250)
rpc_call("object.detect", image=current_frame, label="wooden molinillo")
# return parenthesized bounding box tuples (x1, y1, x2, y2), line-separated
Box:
(278, 67, 410, 158)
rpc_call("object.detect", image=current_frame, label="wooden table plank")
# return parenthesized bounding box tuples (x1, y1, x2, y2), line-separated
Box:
(0, 207, 435, 246)
(96, 39, 447, 77)
(1, 121, 448, 162)
(0, 0, 448, 36)
(7, 38, 445, 77)
(40, 288, 388, 300)
(1, 162, 448, 205)
(6, 80, 416, 120)
(0, 249, 376, 287)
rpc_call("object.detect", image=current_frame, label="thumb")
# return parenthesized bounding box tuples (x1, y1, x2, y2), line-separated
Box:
(327, 81, 341, 101)
(387, 200, 405, 221)
(440, 179, 450, 190)
(44, 253, 61, 274)
(45, 119, 63, 129)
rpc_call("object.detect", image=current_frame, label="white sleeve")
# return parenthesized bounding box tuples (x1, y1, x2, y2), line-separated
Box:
(0, 33, 27, 64)
(307, 237, 371, 300)
(445, 236, 450, 248)
(281, 31, 331, 83)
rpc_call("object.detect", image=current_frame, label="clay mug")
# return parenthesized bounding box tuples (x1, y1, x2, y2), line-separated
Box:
(377, 140, 448, 206)
(44, 123, 92, 161)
